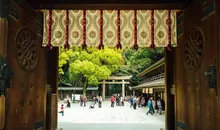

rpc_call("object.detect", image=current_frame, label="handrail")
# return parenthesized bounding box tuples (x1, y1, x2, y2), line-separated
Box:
(140, 73, 164, 84)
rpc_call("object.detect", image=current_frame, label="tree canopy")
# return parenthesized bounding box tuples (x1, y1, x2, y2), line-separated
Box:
(59, 47, 122, 95)
(113, 48, 164, 75)
(112, 48, 164, 85)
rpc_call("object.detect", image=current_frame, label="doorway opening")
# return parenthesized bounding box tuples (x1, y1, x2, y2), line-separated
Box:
(43, 9, 177, 130)
(53, 47, 167, 130)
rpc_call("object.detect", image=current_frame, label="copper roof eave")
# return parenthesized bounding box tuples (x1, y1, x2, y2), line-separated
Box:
(138, 57, 165, 77)
(131, 79, 165, 89)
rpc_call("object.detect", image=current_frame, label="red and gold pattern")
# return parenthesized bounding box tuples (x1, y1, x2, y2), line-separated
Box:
(65, 10, 69, 49)
(117, 10, 121, 49)
(134, 10, 137, 49)
(151, 10, 155, 49)
(43, 10, 177, 48)
(99, 10, 103, 49)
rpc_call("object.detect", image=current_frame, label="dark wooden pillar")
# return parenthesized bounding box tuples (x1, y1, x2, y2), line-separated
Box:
(46, 47, 59, 130)
(0, 0, 8, 129)
(47, 47, 59, 93)
(165, 49, 175, 130)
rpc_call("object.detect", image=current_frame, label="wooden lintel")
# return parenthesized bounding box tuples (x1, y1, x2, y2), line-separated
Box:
(100, 81, 130, 84)
(31, 3, 182, 10)
(108, 76, 132, 80)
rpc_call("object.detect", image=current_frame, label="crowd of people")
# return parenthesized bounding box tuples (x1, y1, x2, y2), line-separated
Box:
(110, 94, 125, 107)
(129, 95, 165, 115)
(59, 94, 165, 116)
(91, 96, 103, 108)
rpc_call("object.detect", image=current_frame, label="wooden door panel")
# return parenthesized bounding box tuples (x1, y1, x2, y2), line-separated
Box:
(175, 0, 219, 130)
(5, 2, 46, 130)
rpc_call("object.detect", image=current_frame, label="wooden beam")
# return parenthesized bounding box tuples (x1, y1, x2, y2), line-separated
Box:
(27, 0, 183, 4)
(99, 81, 130, 84)
(164, 49, 175, 130)
(180, 0, 194, 9)
(108, 75, 132, 80)
(30, 3, 182, 10)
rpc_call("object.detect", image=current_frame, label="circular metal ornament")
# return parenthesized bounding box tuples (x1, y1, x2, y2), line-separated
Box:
(15, 27, 38, 72)
(184, 26, 205, 72)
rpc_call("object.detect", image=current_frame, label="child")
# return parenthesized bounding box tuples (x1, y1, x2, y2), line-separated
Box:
(59, 104, 64, 116)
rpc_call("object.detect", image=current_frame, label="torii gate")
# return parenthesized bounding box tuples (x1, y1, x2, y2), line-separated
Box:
(101, 75, 132, 100)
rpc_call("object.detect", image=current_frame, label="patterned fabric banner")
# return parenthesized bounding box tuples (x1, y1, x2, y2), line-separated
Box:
(171, 10, 177, 47)
(43, 10, 177, 48)
(43, 11, 49, 46)
(137, 10, 151, 47)
(103, 10, 118, 47)
(120, 10, 134, 48)
(51, 10, 66, 46)
(69, 10, 83, 47)
(154, 10, 169, 47)
(86, 10, 100, 47)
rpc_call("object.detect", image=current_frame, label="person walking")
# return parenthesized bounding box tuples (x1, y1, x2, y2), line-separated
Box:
(129, 95, 133, 108)
(58, 104, 64, 116)
(152, 98, 155, 114)
(146, 98, 153, 115)
(157, 97, 162, 115)
(121, 96, 125, 106)
(141, 97, 145, 108)
(98, 96, 102, 108)
(83, 96, 87, 107)
(116, 95, 120, 106)
(110, 95, 115, 107)
(133, 96, 138, 110)
(80, 95, 83, 107)
(66, 96, 71, 108)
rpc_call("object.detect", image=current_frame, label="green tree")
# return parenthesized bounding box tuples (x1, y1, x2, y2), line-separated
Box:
(59, 47, 122, 96)
(113, 48, 164, 86)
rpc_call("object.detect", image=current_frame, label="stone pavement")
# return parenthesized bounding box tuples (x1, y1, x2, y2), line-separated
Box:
(58, 101, 165, 130)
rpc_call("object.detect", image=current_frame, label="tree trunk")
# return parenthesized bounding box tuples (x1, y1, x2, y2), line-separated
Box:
(83, 78, 88, 96)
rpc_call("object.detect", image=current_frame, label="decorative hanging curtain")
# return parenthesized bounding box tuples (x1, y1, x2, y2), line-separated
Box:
(42, 10, 177, 48)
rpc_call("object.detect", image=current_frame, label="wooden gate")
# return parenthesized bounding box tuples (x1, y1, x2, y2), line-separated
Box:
(1, 1, 47, 129)
(171, 0, 220, 130)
